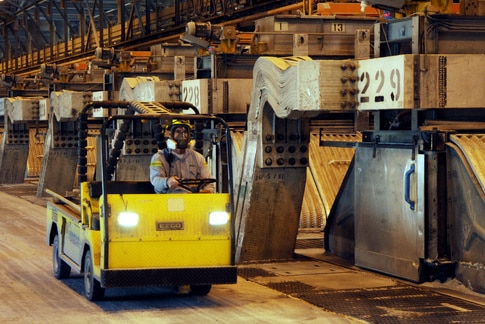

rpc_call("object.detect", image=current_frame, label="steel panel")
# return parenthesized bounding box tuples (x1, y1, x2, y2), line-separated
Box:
(354, 145, 425, 282)
(447, 134, 485, 294)
(105, 193, 232, 268)
(101, 266, 237, 288)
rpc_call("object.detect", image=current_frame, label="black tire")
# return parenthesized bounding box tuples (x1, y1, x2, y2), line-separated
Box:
(190, 284, 212, 296)
(53, 235, 71, 279)
(84, 251, 105, 301)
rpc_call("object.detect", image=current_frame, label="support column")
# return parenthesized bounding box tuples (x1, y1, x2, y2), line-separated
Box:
(36, 120, 78, 197)
(0, 120, 30, 184)
(37, 90, 93, 197)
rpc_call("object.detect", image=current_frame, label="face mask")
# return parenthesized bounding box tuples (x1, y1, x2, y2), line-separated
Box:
(166, 138, 177, 150)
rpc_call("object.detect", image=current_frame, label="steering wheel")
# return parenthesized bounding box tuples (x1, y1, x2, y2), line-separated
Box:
(178, 178, 216, 193)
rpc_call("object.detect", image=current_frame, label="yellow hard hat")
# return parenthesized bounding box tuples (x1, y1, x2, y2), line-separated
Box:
(168, 119, 191, 137)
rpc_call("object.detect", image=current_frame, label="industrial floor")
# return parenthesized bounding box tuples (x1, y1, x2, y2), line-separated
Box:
(2, 181, 485, 323)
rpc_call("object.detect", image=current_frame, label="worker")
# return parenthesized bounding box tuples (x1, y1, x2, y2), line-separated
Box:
(150, 119, 215, 193)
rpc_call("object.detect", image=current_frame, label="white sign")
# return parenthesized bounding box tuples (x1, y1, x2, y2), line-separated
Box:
(181, 79, 208, 114)
(358, 55, 411, 110)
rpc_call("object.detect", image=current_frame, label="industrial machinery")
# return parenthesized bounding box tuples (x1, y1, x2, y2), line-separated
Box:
(325, 2, 485, 295)
(45, 102, 237, 300)
(4, 0, 485, 300)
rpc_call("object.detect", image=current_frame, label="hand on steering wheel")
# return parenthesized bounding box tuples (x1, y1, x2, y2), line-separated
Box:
(167, 176, 180, 190)
(177, 178, 216, 193)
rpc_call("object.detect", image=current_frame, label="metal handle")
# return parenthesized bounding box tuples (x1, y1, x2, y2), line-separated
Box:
(404, 163, 415, 211)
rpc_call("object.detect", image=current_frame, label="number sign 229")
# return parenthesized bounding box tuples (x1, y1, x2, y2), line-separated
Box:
(358, 56, 406, 110)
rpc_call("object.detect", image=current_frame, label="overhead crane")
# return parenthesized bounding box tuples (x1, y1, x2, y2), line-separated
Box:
(3, 0, 485, 298)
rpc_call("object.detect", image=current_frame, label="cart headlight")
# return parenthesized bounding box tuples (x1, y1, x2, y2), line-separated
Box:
(209, 211, 229, 225)
(118, 212, 139, 227)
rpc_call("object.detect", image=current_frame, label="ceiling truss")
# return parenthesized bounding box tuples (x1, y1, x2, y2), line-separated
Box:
(0, 0, 300, 76)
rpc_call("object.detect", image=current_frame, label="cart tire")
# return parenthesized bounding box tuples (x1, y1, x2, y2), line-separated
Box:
(190, 284, 212, 296)
(84, 251, 104, 301)
(53, 235, 71, 279)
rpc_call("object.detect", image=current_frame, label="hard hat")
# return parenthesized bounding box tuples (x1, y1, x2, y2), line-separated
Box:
(168, 119, 191, 137)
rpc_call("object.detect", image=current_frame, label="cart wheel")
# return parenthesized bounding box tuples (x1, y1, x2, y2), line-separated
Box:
(190, 284, 212, 296)
(84, 251, 104, 301)
(53, 235, 71, 279)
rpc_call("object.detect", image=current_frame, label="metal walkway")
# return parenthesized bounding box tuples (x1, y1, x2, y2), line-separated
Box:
(238, 237, 485, 323)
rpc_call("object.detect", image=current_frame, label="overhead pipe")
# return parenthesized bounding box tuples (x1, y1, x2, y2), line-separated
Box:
(219, 3, 304, 26)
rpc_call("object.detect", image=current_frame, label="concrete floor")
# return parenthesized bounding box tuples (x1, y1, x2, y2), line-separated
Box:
(0, 183, 355, 323)
(2, 182, 485, 323)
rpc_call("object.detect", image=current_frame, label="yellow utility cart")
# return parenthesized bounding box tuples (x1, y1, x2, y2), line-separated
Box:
(46, 106, 237, 300)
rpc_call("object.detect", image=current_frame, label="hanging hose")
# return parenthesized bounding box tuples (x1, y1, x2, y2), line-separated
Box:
(77, 112, 90, 184)
(105, 106, 135, 180)
(77, 101, 131, 184)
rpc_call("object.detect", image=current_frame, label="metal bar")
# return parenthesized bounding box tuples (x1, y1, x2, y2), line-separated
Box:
(50, 0, 72, 56)
(98, 0, 103, 48)
(126, 4, 135, 39)
(145, 0, 151, 36)
(13, 20, 28, 54)
(37, 2, 64, 44)
(134, 1, 145, 37)
(44, 188, 82, 213)
(319, 141, 358, 148)
(77, 1, 86, 52)
(23, 11, 48, 45)
(84, 0, 100, 49)
(119, 0, 125, 42)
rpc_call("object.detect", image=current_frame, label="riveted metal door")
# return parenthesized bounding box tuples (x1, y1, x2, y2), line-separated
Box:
(354, 145, 425, 282)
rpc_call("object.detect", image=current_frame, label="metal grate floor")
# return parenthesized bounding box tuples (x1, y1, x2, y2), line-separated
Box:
(238, 266, 485, 323)
(295, 238, 324, 249)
